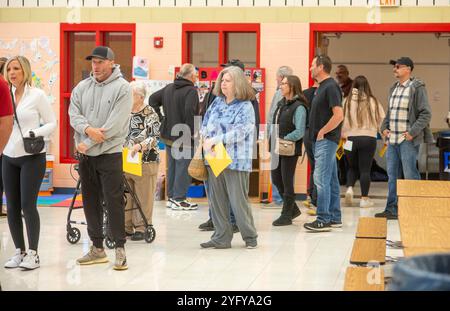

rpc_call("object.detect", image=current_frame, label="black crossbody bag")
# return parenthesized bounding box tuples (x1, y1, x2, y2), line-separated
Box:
(10, 89, 45, 154)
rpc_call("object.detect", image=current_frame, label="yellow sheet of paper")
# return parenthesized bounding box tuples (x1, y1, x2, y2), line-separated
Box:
(122, 148, 142, 176)
(378, 144, 388, 158)
(335, 139, 345, 160)
(204, 142, 233, 177)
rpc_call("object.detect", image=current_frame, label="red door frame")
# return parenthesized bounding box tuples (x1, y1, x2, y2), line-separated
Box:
(59, 23, 136, 163)
(306, 22, 450, 192)
(182, 23, 261, 67)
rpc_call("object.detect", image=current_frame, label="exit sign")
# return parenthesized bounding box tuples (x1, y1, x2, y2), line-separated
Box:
(377, 0, 400, 6)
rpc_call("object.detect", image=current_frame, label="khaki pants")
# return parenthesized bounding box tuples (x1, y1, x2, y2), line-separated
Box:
(124, 162, 159, 233)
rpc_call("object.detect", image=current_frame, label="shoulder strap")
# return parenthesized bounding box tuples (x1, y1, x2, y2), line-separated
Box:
(10, 88, 25, 140)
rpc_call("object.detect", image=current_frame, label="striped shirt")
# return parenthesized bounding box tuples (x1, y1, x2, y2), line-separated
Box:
(388, 79, 411, 145)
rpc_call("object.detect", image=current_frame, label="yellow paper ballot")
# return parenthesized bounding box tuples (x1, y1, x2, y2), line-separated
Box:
(379, 144, 388, 158)
(122, 148, 142, 176)
(335, 139, 345, 160)
(204, 142, 233, 177)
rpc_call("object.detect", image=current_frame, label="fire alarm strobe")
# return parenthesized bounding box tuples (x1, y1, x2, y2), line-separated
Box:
(154, 37, 163, 48)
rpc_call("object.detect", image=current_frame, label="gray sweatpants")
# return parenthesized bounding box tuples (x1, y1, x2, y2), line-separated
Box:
(207, 167, 258, 247)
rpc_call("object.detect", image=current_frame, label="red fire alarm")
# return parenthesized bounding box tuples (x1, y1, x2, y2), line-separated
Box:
(154, 37, 163, 48)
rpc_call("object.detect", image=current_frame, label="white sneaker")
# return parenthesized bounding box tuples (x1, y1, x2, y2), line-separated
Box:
(19, 250, 40, 270)
(4, 249, 25, 268)
(171, 199, 198, 211)
(360, 198, 375, 208)
(166, 198, 174, 209)
(345, 187, 353, 204)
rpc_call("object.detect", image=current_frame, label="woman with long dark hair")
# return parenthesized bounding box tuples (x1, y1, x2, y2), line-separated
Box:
(342, 75, 385, 208)
(271, 75, 309, 226)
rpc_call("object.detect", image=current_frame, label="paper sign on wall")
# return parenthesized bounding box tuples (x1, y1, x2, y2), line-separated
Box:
(132, 56, 149, 80)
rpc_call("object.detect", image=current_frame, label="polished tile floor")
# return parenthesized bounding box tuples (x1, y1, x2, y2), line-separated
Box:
(0, 182, 401, 291)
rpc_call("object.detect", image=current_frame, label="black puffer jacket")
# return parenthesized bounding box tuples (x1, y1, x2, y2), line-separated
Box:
(149, 78, 199, 147)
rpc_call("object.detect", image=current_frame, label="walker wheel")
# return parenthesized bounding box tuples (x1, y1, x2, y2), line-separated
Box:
(105, 236, 116, 249)
(144, 226, 156, 243)
(67, 227, 81, 244)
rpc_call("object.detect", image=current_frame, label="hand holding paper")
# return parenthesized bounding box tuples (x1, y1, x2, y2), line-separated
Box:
(123, 148, 142, 176)
(204, 142, 232, 177)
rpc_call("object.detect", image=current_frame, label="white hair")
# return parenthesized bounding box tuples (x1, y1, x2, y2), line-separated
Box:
(130, 80, 147, 99)
(276, 66, 293, 78)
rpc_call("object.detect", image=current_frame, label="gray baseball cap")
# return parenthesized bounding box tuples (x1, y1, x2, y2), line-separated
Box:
(86, 46, 115, 61)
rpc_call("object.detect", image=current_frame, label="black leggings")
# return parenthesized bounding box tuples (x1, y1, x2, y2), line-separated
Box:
(345, 136, 377, 197)
(271, 154, 299, 198)
(2, 153, 46, 251)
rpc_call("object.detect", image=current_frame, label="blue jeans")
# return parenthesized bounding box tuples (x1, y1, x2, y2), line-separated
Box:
(166, 145, 192, 200)
(313, 139, 341, 224)
(385, 140, 421, 215)
(271, 178, 283, 204)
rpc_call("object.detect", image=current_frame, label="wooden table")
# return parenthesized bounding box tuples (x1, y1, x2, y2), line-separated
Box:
(399, 216, 450, 248)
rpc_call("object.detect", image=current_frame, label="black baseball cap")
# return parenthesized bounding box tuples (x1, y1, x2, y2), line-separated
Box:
(220, 59, 245, 71)
(389, 57, 414, 71)
(86, 46, 115, 61)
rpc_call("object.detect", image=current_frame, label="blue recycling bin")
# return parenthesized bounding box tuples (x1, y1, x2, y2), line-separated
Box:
(389, 253, 450, 291)
(436, 130, 450, 181)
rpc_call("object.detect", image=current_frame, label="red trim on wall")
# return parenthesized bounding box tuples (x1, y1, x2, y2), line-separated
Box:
(59, 23, 136, 164)
(181, 23, 260, 66)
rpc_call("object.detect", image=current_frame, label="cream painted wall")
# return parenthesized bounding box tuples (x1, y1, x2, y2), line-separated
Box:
(0, 23, 78, 188)
(135, 23, 182, 80)
(260, 23, 310, 193)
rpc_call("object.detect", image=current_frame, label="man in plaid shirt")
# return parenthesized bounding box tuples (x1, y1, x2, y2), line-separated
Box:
(375, 57, 432, 219)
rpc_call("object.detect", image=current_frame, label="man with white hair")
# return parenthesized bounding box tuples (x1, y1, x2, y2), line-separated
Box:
(149, 63, 200, 211)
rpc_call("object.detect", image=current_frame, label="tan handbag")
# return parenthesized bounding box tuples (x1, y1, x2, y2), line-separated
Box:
(188, 138, 208, 181)
(275, 138, 295, 156)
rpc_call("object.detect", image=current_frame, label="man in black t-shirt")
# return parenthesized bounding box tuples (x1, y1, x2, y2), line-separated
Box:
(304, 55, 344, 232)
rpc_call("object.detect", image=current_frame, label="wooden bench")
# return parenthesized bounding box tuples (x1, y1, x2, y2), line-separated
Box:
(344, 266, 385, 291)
(350, 238, 386, 265)
(355, 217, 387, 239)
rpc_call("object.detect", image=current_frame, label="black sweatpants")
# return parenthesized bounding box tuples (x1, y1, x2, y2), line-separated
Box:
(345, 136, 377, 197)
(2, 153, 46, 251)
(78, 153, 126, 248)
(271, 154, 299, 198)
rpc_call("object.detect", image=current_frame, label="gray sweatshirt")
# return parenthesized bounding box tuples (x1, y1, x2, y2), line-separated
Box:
(69, 64, 132, 156)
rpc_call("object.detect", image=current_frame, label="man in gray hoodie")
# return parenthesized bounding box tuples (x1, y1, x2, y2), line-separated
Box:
(375, 57, 432, 220)
(69, 46, 132, 271)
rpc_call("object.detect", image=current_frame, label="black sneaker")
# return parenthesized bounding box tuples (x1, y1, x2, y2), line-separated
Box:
(125, 231, 134, 237)
(375, 210, 398, 220)
(198, 218, 214, 231)
(304, 220, 332, 232)
(131, 231, 144, 241)
(232, 224, 239, 233)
